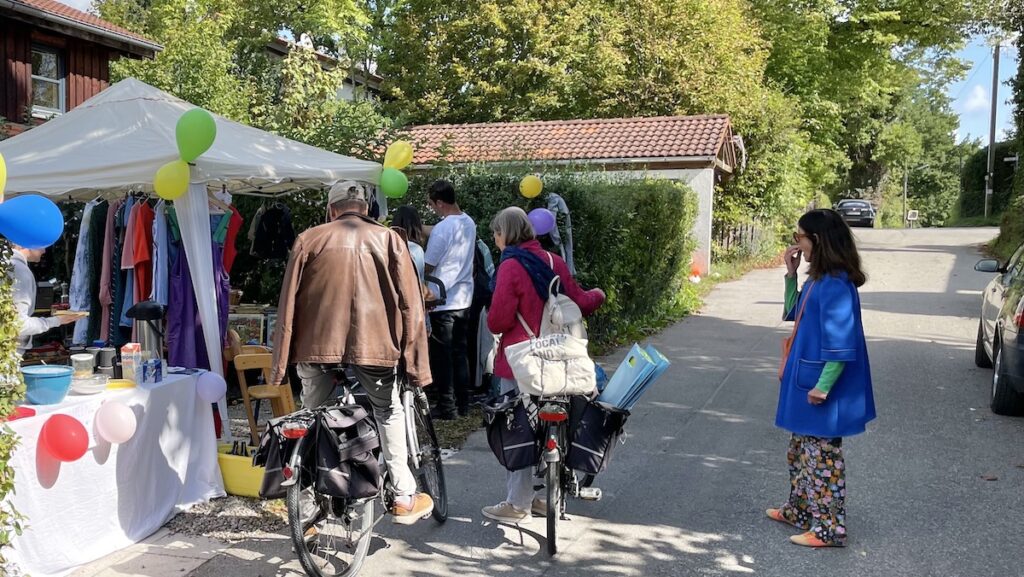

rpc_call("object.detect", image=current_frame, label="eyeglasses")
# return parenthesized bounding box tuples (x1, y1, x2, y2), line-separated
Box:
(792, 232, 809, 243)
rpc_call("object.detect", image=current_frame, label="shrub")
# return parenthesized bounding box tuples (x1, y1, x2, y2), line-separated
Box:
(400, 167, 699, 348)
(0, 242, 26, 564)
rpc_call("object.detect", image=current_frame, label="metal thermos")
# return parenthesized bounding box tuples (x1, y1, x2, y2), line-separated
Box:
(126, 300, 166, 362)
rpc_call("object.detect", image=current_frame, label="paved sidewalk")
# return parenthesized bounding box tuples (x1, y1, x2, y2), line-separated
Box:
(70, 529, 224, 576)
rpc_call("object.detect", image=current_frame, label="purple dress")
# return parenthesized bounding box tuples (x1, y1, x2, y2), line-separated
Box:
(167, 240, 230, 370)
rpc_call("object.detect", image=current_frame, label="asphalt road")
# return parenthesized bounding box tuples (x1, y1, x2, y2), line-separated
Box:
(193, 226, 1024, 577)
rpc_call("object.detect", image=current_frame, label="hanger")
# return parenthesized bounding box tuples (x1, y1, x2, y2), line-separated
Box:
(207, 191, 232, 213)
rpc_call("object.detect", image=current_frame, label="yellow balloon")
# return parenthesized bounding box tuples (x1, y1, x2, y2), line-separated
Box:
(154, 160, 190, 201)
(0, 152, 7, 199)
(520, 175, 543, 199)
(383, 141, 414, 170)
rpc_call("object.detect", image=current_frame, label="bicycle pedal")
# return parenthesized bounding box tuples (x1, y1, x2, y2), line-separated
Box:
(578, 487, 602, 501)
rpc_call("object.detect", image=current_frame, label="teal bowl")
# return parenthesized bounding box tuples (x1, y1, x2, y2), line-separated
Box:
(22, 366, 73, 405)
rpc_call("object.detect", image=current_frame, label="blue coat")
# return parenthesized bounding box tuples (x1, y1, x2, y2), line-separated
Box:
(776, 272, 876, 437)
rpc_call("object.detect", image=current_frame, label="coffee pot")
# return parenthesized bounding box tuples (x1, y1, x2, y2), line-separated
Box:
(126, 300, 166, 362)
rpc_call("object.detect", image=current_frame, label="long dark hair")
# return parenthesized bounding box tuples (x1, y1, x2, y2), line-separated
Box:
(798, 209, 867, 287)
(392, 205, 424, 245)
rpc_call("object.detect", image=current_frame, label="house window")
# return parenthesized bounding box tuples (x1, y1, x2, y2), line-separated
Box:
(31, 46, 65, 116)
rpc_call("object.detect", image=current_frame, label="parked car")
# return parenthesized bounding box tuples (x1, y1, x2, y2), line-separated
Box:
(834, 199, 876, 227)
(973, 241, 1024, 415)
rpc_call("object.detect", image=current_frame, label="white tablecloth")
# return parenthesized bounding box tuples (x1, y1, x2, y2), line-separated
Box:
(4, 373, 225, 576)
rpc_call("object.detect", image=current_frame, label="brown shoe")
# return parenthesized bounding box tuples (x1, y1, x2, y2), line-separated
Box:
(392, 493, 434, 525)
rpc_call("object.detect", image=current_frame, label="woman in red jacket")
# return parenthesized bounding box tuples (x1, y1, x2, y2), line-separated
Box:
(481, 206, 605, 524)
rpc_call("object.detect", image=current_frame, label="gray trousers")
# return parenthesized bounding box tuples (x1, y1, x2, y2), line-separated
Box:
(500, 377, 537, 511)
(296, 363, 418, 497)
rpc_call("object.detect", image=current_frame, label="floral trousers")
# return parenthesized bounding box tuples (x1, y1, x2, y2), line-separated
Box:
(779, 434, 847, 545)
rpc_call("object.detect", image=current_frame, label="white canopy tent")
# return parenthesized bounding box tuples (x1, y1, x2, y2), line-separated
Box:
(0, 78, 383, 439)
(0, 77, 381, 198)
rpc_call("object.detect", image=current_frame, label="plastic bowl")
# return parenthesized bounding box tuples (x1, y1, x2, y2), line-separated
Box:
(22, 366, 74, 405)
(217, 444, 264, 498)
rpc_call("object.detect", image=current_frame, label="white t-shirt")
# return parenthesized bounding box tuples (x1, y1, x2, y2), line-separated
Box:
(424, 213, 476, 312)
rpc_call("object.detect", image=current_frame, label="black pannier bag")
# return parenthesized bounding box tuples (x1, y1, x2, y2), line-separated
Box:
(483, 392, 541, 471)
(253, 414, 308, 500)
(314, 404, 383, 499)
(566, 397, 629, 475)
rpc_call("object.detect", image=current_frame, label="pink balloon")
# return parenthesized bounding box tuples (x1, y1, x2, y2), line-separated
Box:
(528, 208, 556, 236)
(196, 371, 227, 403)
(96, 401, 137, 444)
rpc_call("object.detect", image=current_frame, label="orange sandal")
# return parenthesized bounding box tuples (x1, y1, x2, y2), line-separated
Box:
(790, 531, 844, 548)
(765, 508, 800, 528)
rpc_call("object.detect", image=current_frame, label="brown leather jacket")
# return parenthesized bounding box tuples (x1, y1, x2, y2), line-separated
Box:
(270, 212, 432, 387)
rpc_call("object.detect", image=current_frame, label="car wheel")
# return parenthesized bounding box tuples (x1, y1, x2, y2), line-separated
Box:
(990, 343, 1024, 416)
(975, 320, 993, 368)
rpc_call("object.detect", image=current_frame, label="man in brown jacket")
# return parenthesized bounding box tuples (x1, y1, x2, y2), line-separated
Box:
(270, 181, 433, 524)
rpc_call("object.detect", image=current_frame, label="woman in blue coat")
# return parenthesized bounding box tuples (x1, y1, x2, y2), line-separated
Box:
(766, 209, 875, 548)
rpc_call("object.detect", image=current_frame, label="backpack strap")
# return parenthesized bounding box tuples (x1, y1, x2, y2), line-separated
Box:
(516, 312, 537, 339)
(546, 252, 562, 295)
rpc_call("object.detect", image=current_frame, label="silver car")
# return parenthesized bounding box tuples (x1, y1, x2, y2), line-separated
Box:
(974, 241, 1024, 415)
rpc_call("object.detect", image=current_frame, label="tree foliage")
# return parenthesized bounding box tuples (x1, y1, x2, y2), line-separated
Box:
(374, 0, 991, 228)
(97, 0, 393, 160)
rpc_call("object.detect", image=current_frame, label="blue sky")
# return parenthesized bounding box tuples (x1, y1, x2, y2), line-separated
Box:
(948, 36, 1019, 144)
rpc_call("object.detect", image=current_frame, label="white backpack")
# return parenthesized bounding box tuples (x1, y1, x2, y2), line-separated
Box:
(539, 253, 587, 340)
(504, 253, 595, 397)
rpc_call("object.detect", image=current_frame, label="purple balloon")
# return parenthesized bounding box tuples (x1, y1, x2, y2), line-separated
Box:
(528, 208, 556, 236)
(196, 371, 227, 403)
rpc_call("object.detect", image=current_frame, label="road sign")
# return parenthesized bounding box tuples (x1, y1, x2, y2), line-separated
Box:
(906, 210, 919, 221)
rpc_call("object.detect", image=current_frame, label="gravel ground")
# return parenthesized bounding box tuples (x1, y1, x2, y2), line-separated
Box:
(166, 397, 473, 542)
(165, 496, 287, 543)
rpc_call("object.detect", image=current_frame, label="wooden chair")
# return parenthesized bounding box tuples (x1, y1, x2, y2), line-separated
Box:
(234, 352, 296, 446)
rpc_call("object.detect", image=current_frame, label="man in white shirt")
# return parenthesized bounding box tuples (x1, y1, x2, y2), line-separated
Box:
(10, 245, 82, 356)
(423, 180, 476, 420)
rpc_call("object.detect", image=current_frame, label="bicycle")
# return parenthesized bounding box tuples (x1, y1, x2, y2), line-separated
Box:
(277, 371, 448, 577)
(535, 396, 602, 556)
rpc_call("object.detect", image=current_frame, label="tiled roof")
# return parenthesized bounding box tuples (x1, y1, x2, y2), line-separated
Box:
(12, 0, 159, 49)
(406, 115, 733, 165)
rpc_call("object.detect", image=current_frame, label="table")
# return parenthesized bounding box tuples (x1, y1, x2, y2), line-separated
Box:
(4, 373, 225, 576)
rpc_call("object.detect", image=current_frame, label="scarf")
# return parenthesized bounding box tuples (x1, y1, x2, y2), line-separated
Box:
(490, 246, 557, 301)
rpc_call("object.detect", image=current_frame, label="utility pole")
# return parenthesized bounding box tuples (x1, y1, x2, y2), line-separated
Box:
(903, 167, 908, 228)
(985, 40, 1001, 219)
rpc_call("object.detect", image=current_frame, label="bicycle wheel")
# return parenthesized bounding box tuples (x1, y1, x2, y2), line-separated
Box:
(287, 483, 375, 577)
(546, 459, 561, 556)
(411, 396, 448, 522)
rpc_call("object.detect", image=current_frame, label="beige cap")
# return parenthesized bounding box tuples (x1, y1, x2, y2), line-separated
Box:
(327, 181, 367, 204)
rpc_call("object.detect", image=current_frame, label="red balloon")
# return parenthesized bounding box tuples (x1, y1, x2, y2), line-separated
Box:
(40, 414, 89, 462)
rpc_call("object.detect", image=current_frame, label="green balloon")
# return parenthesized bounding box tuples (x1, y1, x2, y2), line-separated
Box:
(380, 167, 409, 199)
(176, 108, 217, 162)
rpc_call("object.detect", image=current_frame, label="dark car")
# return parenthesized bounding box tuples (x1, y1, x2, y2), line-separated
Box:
(974, 241, 1024, 415)
(834, 199, 876, 227)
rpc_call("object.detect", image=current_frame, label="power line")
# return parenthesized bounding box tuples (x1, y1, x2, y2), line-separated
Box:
(952, 50, 992, 102)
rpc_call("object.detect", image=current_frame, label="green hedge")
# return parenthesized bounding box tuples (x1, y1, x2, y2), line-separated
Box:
(399, 168, 699, 348)
(231, 167, 698, 349)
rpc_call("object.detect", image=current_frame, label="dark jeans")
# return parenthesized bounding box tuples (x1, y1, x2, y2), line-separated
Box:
(429, 308, 471, 417)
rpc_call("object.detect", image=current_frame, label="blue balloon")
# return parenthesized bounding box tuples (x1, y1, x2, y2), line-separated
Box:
(0, 195, 64, 249)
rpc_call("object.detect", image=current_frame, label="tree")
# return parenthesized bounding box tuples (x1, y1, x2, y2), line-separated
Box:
(749, 0, 979, 210)
(102, 0, 252, 121)
(374, 0, 822, 222)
